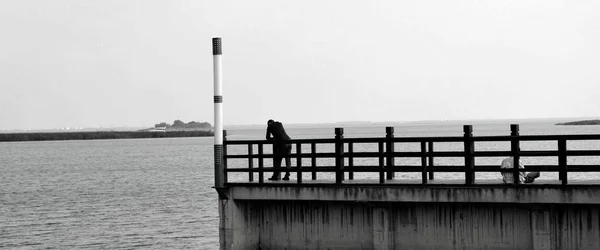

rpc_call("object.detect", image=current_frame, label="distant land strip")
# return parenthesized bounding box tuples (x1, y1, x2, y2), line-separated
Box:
(0, 131, 214, 142)
(556, 119, 600, 126)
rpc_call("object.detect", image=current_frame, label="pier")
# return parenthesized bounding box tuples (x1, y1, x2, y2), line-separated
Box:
(215, 125, 600, 249)
(210, 36, 600, 250)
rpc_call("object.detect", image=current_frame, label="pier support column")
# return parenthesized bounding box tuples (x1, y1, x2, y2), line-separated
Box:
(219, 196, 258, 250)
(531, 210, 551, 250)
(219, 198, 234, 250)
(372, 207, 391, 250)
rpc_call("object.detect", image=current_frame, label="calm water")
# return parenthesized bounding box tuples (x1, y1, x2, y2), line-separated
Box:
(2, 121, 600, 249)
(1, 137, 218, 249)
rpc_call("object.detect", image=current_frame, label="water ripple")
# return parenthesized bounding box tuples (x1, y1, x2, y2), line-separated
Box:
(0, 137, 219, 249)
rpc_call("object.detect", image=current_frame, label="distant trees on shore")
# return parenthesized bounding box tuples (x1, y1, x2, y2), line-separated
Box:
(0, 120, 215, 142)
(556, 119, 600, 125)
(155, 120, 212, 130)
(0, 130, 214, 142)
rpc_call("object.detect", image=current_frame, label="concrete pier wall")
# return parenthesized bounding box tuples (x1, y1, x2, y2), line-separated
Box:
(218, 186, 600, 249)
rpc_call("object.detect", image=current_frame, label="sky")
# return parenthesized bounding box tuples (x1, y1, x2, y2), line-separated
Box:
(1, 0, 599, 130)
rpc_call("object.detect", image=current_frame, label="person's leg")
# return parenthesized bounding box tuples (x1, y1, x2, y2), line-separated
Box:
(269, 145, 282, 180)
(524, 171, 541, 183)
(269, 156, 282, 180)
(282, 144, 292, 180)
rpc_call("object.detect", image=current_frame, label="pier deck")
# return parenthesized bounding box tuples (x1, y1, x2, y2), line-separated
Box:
(229, 178, 600, 186)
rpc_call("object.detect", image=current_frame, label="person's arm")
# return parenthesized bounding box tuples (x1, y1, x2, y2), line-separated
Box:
(266, 126, 273, 140)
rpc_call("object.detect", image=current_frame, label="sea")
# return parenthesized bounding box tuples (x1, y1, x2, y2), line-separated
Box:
(2, 119, 600, 249)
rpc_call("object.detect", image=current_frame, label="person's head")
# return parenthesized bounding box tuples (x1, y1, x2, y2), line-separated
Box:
(267, 119, 274, 126)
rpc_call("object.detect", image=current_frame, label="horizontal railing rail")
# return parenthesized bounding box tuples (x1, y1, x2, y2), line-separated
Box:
(221, 124, 600, 186)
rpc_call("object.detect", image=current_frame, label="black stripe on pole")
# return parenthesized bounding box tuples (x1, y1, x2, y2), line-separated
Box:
(212, 37, 222, 55)
(215, 144, 223, 165)
(214, 144, 224, 187)
(214, 95, 223, 103)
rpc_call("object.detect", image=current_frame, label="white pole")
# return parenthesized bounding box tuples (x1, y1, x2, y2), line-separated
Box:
(213, 37, 224, 188)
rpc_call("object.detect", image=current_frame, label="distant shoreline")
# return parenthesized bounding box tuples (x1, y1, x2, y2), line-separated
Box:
(556, 119, 600, 126)
(0, 130, 214, 142)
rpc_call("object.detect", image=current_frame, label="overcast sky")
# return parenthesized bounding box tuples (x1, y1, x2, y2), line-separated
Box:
(1, 0, 598, 130)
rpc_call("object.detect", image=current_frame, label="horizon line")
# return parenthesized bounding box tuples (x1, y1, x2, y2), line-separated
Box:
(2, 116, 599, 131)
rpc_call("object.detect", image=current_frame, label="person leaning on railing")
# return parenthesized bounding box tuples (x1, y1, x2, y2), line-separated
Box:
(266, 119, 292, 181)
(500, 157, 540, 183)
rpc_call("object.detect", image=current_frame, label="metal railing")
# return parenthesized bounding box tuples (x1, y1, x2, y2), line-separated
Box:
(221, 124, 600, 186)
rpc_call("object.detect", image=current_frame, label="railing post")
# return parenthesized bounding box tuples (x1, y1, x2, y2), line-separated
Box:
(335, 128, 344, 185)
(421, 141, 427, 184)
(348, 142, 354, 180)
(511, 124, 521, 184)
(378, 141, 385, 184)
(311, 142, 317, 180)
(296, 142, 302, 184)
(248, 144, 253, 182)
(558, 138, 567, 185)
(386, 127, 395, 180)
(463, 125, 474, 185)
(222, 130, 228, 185)
(258, 143, 264, 184)
(428, 141, 435, 180)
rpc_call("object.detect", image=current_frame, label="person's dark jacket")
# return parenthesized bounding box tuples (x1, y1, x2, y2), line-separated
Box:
(266, 121, 291, 144)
